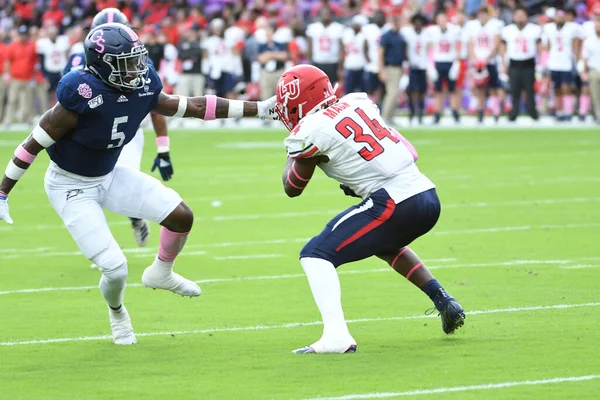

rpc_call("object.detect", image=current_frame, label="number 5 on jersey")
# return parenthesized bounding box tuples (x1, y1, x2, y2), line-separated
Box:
(108, 116, 128, 149)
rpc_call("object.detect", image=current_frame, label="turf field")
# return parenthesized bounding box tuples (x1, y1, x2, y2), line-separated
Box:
(0, 127, 599, 400)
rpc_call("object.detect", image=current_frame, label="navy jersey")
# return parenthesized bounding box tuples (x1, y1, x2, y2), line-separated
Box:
(48, 66, 163, 177)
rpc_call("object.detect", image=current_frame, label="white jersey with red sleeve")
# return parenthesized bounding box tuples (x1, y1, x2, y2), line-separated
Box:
(544, 22, 581, 71)
(401, 26, 428, 70)
(283, 93, 435, 202)
(582, 21, 595, 39)
(426, 24, 462, 62)
(342, 28, 366, 70)
(36, 35, 70, 73)
(501, 23, 542, 61)
(362, 23, 386, 73)
(306, 21, 345, 64)
(464, 18, 504, 62)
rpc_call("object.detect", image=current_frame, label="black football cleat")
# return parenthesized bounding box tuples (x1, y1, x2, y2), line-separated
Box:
(438, 298, 465, 334)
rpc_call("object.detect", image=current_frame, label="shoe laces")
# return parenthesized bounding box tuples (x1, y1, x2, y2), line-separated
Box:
(425, 307, 439, 316)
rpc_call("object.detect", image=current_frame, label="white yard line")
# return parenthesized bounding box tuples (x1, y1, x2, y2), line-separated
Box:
(4, 196, 600, 230)
(302, 375, 600, 400)
(0, 302, 598, 346)
(0, 257, 597, 297)
(560, 265, 600, 269)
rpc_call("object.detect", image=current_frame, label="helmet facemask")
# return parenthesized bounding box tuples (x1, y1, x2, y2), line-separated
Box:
(103, 45, 149, 91)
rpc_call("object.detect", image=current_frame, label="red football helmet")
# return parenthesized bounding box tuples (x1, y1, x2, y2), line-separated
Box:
(472, 59, 489, 88)
(275, 64, 337, 131)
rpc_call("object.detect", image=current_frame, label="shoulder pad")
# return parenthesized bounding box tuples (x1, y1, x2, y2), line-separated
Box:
(56, 71, 96, 114)
(284, 121, 321, 159)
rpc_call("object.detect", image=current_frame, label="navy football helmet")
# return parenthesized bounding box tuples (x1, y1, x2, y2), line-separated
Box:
(91, 8, 129, 29)
(84, 23, 148, 91)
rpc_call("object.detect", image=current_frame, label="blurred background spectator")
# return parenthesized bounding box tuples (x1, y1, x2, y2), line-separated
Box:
(0, 0, 599, 128)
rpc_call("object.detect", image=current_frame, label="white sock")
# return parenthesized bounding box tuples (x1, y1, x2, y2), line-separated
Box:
(99, 275, 126, 309)
(300, 257, 351, 339)
(150, 257, 174, 274)
(99, 262, 128, 309)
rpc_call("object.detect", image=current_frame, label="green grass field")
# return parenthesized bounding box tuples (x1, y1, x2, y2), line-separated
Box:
(0, 127, 599, 400)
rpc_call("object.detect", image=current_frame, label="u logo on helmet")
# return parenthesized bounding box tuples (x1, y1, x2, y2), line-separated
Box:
(280, 78, 301, 101)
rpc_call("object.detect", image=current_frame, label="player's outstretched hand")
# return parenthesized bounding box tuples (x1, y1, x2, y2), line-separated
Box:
(0, 194, 13, 224)
(151, 152, 174, 181)
(257, 96, 279, 120)
(339, 184, 361, 198)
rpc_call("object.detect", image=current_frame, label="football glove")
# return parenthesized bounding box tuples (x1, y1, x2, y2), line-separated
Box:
(257, 96, 279, 120)
(339, 184, 361, 198)
(0, 193, 13, 224)
(151, 152, 174, 181)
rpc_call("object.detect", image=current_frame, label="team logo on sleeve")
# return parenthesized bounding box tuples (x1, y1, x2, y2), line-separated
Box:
(77, 83, 93, 99)
(279, 78, 301, 100)
(87, 94, 103, 109)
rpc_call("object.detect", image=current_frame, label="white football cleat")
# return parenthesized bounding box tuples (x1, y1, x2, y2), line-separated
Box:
(141, 266, 201, 297)
(131, 218, 150, 247)
(292, 336, 357, 354)
(109, 306, 137, 345)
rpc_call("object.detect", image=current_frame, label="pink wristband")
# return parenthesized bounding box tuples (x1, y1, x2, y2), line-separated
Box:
(14, 145, 37, 164)
(156, 136, 170, 153)
(204, 95, 217, 120)
(156, 136, 170, 147)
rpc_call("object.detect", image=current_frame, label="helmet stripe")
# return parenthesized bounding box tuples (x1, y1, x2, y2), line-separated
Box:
(122, 25, 137, 41)
(107, 10, 114, 23)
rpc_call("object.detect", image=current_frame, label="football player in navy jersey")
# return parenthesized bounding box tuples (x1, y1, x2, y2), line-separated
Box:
(0, 23, 277, 345)
(64, 8, 170, 248)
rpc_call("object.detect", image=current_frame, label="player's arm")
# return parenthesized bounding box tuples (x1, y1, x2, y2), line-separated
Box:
(490, 34, 501, 61)
(149, 112, 174, 181)
(306, 36, 313, 62)
(282, 156, 321, 198)
(0, 104, 77, 224)
(377, 45, 386, 81)
(467, 36, 475, 61)
(152, 92, 277, 120)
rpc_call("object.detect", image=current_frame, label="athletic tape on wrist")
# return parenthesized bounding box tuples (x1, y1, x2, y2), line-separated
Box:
(173, 96, 188, 118)
(14, 145, 37, 164)
(31, 125, 55, 148)
(204, 95, 217, 120)
(156, 136, 170, 153)
(5, 160, 27, 181)
(227, 100, 244, 118)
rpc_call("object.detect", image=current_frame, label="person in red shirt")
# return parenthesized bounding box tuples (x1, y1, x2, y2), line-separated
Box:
(14, 0, 34, 22)
(3, 26, 37, 126)
(42, 1, 65, 28)
(186, 7, 207, 30)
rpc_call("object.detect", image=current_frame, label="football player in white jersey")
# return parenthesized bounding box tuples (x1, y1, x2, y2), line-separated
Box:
(465, 7, 504, 123)
(36, 25, 70, 106)
(202, 19, 236, 98)
(426, 13, 462, 124)
(544, 9, 582, 121)
(363, 10, 387, 106)
(402, 14, 428, 124)
(341, 15, 368, 94)
(275, 65, 465, 354)
(306, 7, 345, 85)
(578, 6, 600, 120)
